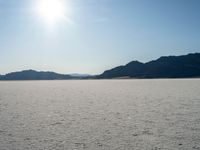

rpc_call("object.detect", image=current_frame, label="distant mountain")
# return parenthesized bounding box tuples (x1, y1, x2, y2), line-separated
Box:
(70, 73, 92, 77)
(0, 70, 74, 80)
(98, 53, 200, 78)
(1, 53, 200, 80)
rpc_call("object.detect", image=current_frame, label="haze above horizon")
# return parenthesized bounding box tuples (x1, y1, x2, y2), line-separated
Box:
(0, 0, 200, 74)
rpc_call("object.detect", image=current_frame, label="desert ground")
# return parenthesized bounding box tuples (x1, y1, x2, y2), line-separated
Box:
(0, 79, 200, 150)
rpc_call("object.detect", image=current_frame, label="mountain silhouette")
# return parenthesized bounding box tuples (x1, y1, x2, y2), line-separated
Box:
(98, 53, 200, 78)
(0, 53, 200, 80)
(0, 70, 73, 80)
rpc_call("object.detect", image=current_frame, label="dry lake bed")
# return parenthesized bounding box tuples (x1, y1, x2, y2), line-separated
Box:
(0, 79, 200, 150)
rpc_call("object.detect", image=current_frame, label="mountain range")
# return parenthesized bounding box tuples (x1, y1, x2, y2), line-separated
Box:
(0, 53, 200, 80)
(0, 70, 74, 80)
(98, 53, 200, 78)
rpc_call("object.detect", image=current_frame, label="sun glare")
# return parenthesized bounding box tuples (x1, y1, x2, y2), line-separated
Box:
(36, 0, 71, 27)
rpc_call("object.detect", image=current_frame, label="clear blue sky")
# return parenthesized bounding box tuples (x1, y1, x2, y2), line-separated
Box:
(0, 0, 200, 75)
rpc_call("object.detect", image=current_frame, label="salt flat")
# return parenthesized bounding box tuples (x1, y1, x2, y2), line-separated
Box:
(0, 79, 200, 150)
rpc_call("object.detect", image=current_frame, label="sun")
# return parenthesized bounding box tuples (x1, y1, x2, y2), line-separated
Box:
(36, 0, 70, 26)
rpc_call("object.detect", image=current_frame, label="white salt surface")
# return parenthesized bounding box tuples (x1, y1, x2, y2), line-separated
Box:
(0, 79, 200, 150)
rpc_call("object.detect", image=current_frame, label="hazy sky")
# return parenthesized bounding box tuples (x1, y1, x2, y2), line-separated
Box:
(0, 0, 200, 74)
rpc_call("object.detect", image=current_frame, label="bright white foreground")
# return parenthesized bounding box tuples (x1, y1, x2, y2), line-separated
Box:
(0, 79, 200, 150)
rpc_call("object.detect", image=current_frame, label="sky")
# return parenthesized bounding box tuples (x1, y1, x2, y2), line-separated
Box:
(0, 0, 200, 75)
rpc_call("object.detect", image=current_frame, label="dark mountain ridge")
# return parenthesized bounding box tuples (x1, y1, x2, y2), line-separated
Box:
(98, 53, 200, 78)
(0, 70, 73, 80)
(0, 53, 200, 80)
